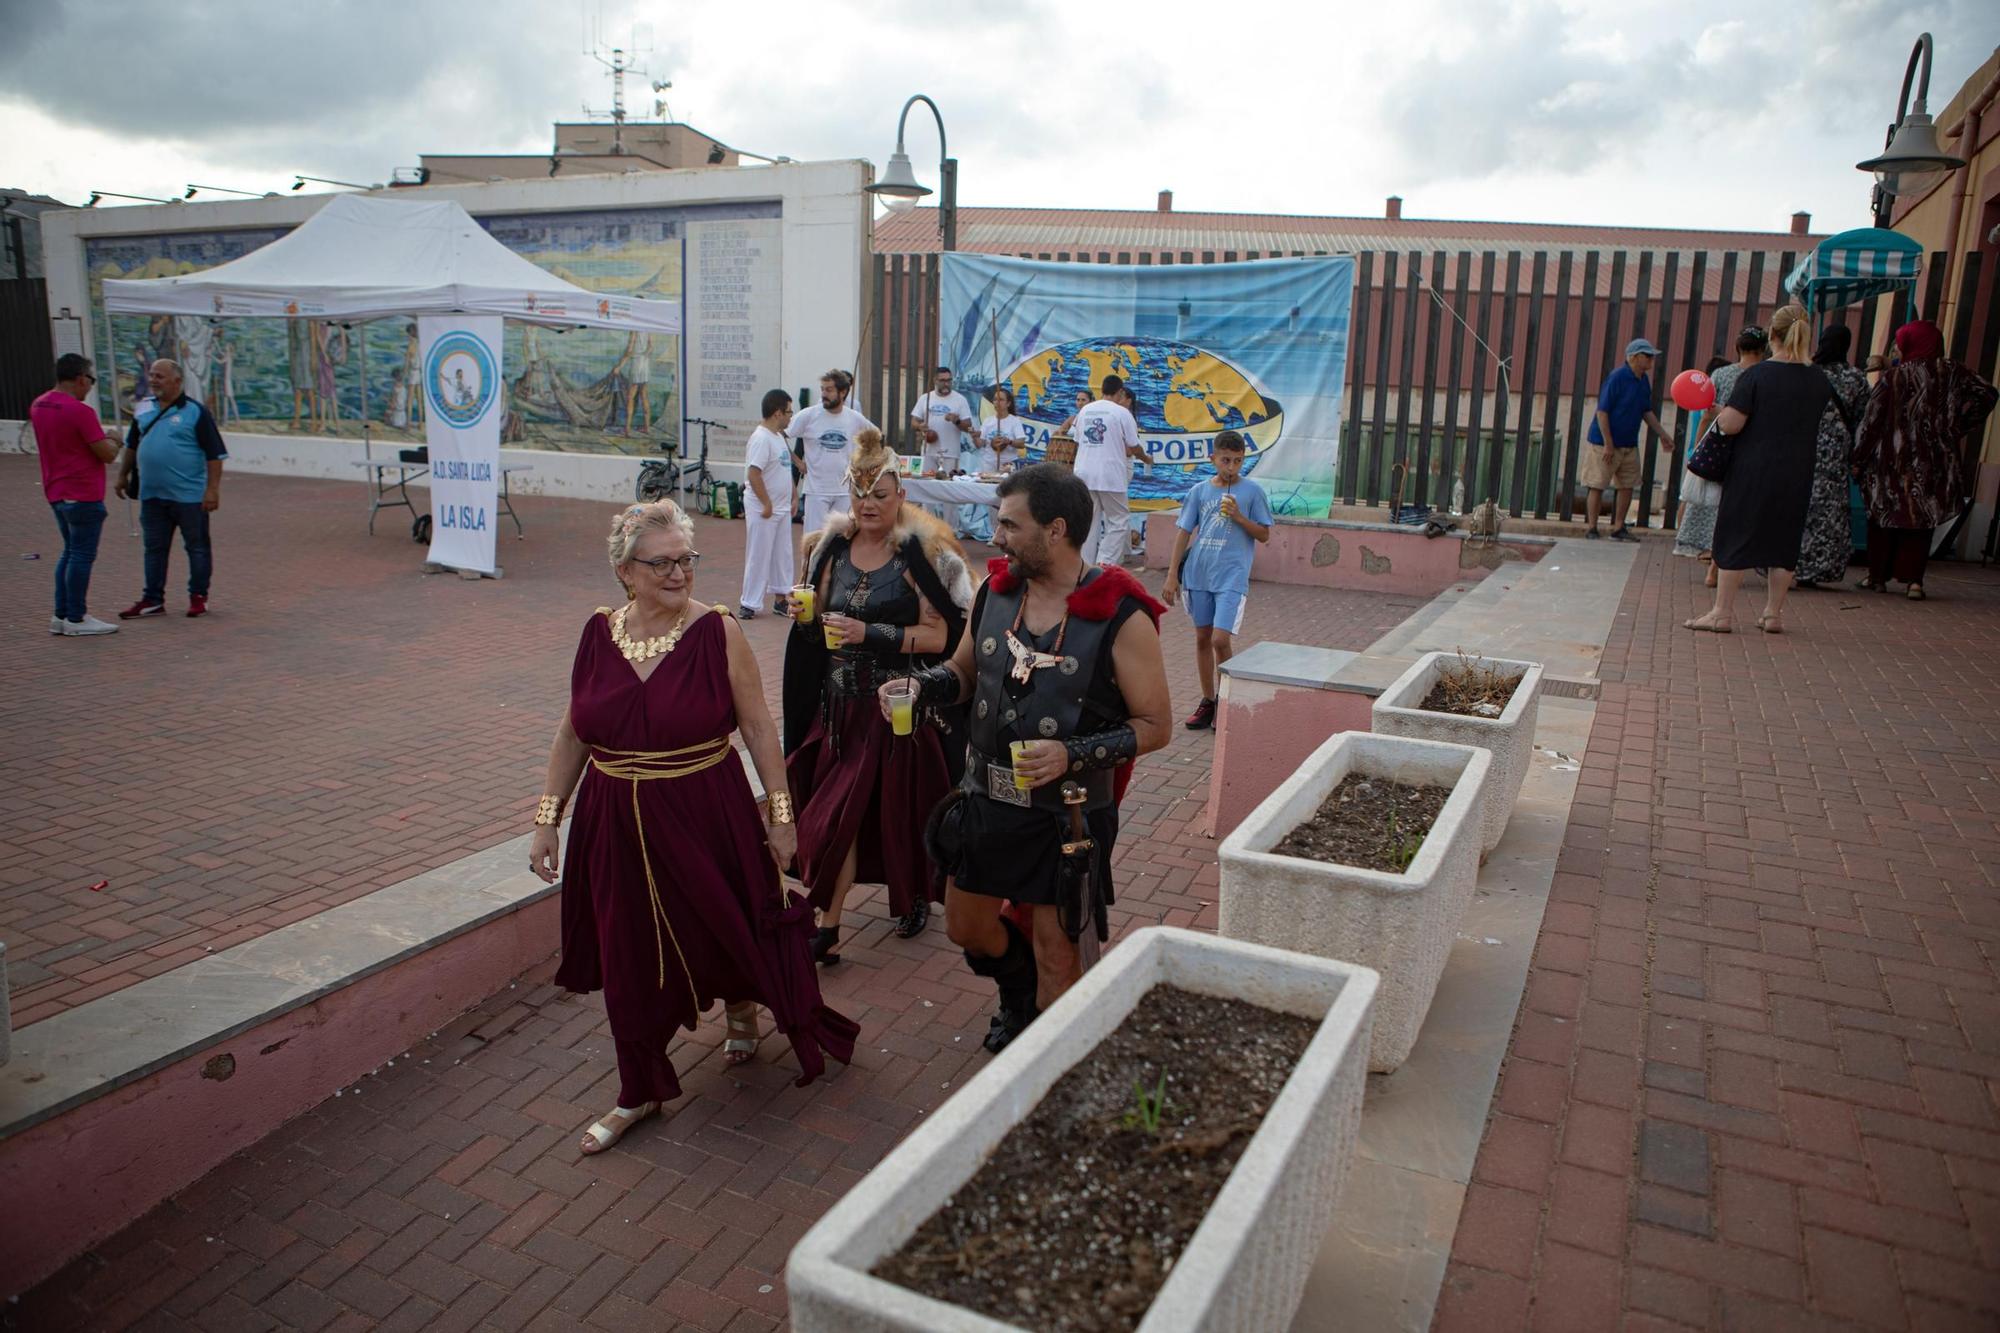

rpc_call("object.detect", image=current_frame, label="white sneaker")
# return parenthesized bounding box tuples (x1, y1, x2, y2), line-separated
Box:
(61, 615, 120, 636)
(49, 615, 64, 635)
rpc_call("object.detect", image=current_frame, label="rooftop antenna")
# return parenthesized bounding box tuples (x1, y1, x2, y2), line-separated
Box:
(651, 78, 674, 123)
(583, 23, 652, 155)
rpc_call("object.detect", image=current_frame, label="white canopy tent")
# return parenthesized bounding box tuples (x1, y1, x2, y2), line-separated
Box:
(102, 193, 681, 333)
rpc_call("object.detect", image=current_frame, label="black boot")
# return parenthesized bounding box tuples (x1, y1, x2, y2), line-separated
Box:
(966, 917, 1039, 1054)
(812, 925, 841, 965)
(894, 898, 930, 939)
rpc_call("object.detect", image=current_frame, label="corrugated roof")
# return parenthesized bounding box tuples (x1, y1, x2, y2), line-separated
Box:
(873, 205, 1823, 258)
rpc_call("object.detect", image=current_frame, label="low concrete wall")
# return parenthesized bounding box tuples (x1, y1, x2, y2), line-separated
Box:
(1143, 512, 1546, 599)
(1208, 645, 1378, 842)
(0, 851, 561, 1297)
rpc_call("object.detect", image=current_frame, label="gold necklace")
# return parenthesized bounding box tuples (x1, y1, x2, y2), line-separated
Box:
(611, 604, 691, 662)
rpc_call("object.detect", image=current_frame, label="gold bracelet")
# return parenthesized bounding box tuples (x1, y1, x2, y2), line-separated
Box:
(533, 794, 564, 827)
(768, 791, 794, 825)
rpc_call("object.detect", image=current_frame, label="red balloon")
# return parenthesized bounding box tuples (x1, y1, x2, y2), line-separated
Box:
(1670, 369, 1715, 411)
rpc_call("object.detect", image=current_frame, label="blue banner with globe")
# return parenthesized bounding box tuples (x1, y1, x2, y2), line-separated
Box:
(938, 254, 1354, 515)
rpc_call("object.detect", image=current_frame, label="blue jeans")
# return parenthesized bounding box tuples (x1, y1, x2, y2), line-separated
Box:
(140, 498, 213, 602)
(50, 500, 108, 621)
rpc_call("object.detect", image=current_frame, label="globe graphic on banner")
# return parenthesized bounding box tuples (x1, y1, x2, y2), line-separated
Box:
(1003, 336, 1282, 441)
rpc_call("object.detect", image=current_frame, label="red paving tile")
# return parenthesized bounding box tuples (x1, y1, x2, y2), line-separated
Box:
(4, 455, 1424, 1327)
(1, 452, 1419, 1023)
(1438, 542, 2000, 1333)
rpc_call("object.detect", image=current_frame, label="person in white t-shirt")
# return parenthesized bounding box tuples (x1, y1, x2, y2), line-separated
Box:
(959, 385, 1028, 542)
(739, 388, 798, 618)
(908, 366, 973, 528)
(788, 369, 877, 534)
(1069, 373, 1149, 567)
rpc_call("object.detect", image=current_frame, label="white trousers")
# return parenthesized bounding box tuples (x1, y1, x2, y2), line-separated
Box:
(802, 492, 849, 536)
(739, 508, 796, 610)
(1086, 489, 1130, 567)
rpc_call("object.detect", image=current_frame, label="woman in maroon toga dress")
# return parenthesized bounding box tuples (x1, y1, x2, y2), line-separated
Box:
(529, 500, 857, 1155)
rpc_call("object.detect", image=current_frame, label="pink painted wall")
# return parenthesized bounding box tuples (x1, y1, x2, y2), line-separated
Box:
(0, 897, 561, 1297)
(1208, 677, 1374, 840)
(1143, 513, 1545, 599)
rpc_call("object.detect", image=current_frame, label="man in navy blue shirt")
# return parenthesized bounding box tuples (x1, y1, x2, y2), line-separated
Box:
(116, 359, 228, 618)
(1583, 338, 1674, 542)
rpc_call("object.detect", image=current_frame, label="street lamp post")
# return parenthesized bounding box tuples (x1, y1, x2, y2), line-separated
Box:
(1858, 32, 1967, 229)
(866, 94, 956, 253)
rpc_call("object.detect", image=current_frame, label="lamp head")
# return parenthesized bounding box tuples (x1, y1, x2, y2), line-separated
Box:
(291, 177, 307, 192)
(867, 150, 931, 199)
(1857, 111, 1966, 197)
(86, 192, 102, 207)
(183, 185, 198, 199)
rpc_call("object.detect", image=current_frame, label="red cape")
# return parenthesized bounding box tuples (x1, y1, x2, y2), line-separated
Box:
(984, 558, 1166, 626)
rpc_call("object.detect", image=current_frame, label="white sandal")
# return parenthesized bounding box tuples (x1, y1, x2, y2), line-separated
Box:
(723, 1003, 762, 1067)
(578, 1101, 659, 1156)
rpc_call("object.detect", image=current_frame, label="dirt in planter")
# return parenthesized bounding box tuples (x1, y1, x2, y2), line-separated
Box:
(1270, 773, 1449, 872)
(874, 985, 1320, 1332)
(1419, 653, 1522, 718)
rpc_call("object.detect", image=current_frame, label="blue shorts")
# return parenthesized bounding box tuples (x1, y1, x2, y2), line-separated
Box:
(1183, 587, 1247, 633)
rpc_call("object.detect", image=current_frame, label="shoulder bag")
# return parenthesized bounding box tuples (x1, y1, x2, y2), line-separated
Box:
(1685, 420, 1732, 483)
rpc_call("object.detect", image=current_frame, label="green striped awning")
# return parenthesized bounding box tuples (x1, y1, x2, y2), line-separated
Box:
(1784, 227, 1923, 315)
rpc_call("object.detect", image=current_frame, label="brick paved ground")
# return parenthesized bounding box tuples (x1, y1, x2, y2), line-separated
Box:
(7, 453, 1432, 1330)
(0, 450, 1425, 1026)
(1438, 544, 2000, 1331)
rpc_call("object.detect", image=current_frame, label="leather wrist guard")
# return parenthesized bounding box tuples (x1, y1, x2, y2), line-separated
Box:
(911, 663, 964, 706)
(863, 622, 904, 652)
(1065, 724, 1138, 773)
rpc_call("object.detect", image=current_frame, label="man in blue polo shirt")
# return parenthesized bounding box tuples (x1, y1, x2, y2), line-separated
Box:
(1584, 337, 1674, 542)
(116, 358, 227, 618)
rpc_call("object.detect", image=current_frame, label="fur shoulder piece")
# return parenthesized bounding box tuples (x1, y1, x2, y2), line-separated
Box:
(984, 560, 1165, 624)
(803, 506, 975, 611)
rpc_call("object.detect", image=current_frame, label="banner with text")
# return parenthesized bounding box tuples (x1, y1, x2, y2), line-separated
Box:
(939, 254, 1354, 515)
(420, 315, 503, 574)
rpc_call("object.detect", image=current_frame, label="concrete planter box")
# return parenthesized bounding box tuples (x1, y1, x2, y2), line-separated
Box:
(1218, 732, 1490, 1073)
(787, 927, 1378, 1333)
(1371, 651, 1543, 860)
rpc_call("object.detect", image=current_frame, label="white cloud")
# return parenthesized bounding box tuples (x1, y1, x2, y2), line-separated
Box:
(2, 0, 1995, 234)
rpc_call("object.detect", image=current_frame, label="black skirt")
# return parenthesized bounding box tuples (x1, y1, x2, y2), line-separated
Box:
(937, 790, 1119, 907)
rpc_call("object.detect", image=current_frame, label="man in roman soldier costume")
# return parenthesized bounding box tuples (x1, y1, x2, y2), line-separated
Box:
(896, 463, 1171, 1052)
(783, 429, 975, 963)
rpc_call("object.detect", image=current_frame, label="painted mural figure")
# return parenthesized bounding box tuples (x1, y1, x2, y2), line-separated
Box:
(313, 323, 346, 431)
(618, 332, 654, 436)
(288, 319, 316, 432)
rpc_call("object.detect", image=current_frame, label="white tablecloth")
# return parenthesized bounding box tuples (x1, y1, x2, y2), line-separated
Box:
(901, 476, 1000, 508)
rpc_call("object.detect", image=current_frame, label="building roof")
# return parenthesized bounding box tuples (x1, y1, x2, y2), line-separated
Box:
(872, 205, 1825, 258)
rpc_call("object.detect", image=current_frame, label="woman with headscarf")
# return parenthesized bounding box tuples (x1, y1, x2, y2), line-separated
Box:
(1851, 320, 1998, 599)
(1795, 326, 1870, 587)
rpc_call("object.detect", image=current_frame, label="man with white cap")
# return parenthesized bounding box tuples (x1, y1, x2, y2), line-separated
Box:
(1583, 337, 1674, 542)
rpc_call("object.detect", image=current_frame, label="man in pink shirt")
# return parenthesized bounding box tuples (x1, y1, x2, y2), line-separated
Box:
(32, 354, 121, 636)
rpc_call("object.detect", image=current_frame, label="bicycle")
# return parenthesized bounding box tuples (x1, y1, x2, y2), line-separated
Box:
(634, 417, 725, 510)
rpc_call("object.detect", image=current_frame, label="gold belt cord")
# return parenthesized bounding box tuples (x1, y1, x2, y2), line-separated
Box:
(590, 739, 733, 1002)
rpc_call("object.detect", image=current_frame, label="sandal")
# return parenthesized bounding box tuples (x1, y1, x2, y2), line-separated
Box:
(579, 1101, 659, 1156)
(723, 1003, 761, 1067)
(1854, 577, 1887, 593)
(1907, 584, 1926, 601)
(1756, 614, 1784, 634)
(894, 899, 930, 939)
(812, 925, 841, 965)
(1683, 614, 1733, 634)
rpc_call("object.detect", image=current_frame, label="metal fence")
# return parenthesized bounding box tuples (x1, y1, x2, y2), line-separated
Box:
(868, 247, 2000, 528)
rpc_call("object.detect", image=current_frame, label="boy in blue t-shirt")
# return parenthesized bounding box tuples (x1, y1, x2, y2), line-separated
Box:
(1162, 430, 1272, 730)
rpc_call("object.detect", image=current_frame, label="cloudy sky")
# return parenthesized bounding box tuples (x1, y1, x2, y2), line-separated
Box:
(3, 0, 1995, 234)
